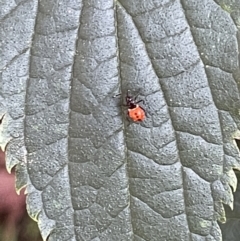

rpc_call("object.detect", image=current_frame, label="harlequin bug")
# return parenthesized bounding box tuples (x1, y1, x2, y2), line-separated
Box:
(114, 90, 146, 122)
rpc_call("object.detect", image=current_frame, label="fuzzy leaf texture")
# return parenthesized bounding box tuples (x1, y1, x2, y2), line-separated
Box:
(1, 0, 240, 240)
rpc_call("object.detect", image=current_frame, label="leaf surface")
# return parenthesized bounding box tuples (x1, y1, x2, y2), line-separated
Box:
(1, 0, 240, 240)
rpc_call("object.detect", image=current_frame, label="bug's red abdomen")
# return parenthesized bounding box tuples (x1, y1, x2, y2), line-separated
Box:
(128, 105, 146, 122)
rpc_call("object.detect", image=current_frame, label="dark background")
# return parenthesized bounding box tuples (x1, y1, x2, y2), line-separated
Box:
(0, 149, 42, 241)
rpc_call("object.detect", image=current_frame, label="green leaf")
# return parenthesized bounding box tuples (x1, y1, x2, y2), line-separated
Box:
(1, 0, 240, 240)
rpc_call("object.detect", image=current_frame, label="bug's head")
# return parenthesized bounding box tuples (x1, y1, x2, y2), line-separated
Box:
(126, 95, 132, 103)
(126, 90, 136, 108)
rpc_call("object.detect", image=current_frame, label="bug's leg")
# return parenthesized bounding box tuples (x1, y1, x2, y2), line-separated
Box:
(139, 105, 149, 118)
(139, 106, 145, 111)
(134, 94, 139, 101)
(136, 99, 145, 104)
(113, 93, 122, 98)
(113, 93, 123, 107)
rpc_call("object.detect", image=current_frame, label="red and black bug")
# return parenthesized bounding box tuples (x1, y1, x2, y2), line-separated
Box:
(114, 90, 146, 122)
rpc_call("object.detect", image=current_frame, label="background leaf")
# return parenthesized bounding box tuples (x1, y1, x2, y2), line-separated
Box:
(1, 0, 240, 240)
